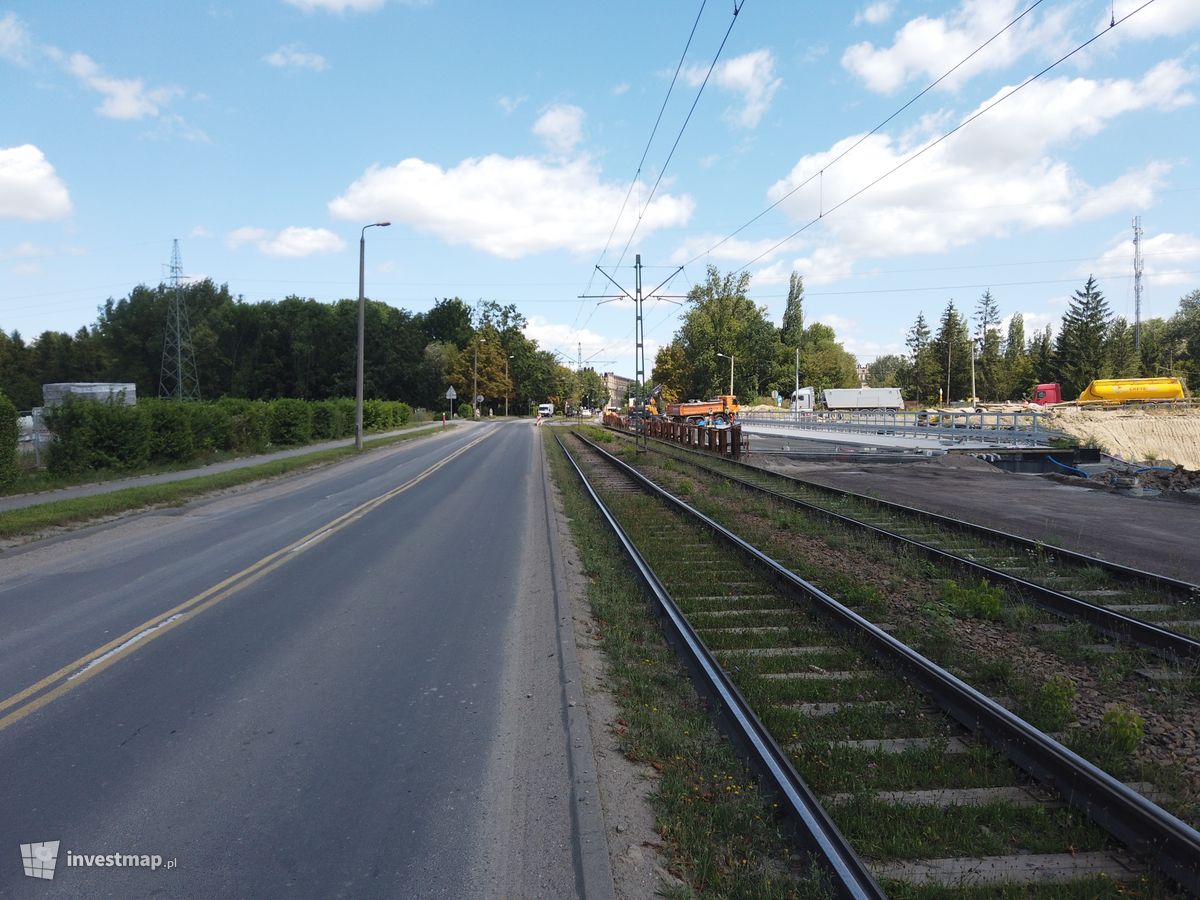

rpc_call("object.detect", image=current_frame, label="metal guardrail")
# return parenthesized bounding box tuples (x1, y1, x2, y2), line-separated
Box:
(740, 408, 1062, 447)
(570, 430, 1200, 893)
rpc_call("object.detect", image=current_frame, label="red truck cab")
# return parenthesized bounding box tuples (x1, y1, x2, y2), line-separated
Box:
(1031, 383, 1061, 405)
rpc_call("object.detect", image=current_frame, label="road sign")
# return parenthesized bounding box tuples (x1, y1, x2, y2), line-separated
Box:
(445, 386, 457, 400)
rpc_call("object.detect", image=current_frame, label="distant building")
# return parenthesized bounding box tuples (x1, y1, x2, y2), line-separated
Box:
(601, 372, 634, 409)
(856, 364, 870, 387)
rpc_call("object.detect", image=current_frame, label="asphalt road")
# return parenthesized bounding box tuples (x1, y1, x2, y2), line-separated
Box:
(0, 421, 611, 898)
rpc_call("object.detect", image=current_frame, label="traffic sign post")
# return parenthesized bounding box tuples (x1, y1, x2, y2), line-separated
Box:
(445, 385, 457, 418)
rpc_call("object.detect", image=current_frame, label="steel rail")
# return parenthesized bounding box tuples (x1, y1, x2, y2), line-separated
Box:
(554, 433, 887, 900)
(636, 427, 1197, 597)
(573, 430, 1200, 893)
(628, 436, 1200, 662)
(616, 428, 1200, 660)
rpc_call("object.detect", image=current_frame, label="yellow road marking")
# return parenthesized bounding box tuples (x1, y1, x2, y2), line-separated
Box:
(0, 428, 495, 732)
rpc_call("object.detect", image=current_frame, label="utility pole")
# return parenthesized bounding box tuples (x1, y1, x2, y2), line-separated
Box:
(581, 255, 684, 451)
(158, 239, 200, 401)
(1133, 216, 1144, 353)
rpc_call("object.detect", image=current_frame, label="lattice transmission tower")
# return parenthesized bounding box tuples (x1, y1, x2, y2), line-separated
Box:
(1132, 216, 1144, 353)
(158, 239, 201, 400)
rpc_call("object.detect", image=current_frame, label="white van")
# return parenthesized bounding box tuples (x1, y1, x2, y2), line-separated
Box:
(537, 403, 554, 416)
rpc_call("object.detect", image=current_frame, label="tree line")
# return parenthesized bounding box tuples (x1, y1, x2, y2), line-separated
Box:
(0, 281, 608, 415)
(4, 270, 1196, 415)
(868, 278, 1200, 404)
(650, 267, 860, 404)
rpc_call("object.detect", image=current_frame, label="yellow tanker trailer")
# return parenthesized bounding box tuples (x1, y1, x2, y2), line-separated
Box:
(1077, 377, 1185, 403)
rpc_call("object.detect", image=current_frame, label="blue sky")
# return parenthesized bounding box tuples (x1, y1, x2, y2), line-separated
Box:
(2, 0, 1199, 381)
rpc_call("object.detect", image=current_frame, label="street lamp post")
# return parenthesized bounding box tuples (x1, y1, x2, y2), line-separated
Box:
(473, 338, 486, 417)
(717, 352, 735, 397)
(356, 221, 390, 451)
(505, 354, 513, 417)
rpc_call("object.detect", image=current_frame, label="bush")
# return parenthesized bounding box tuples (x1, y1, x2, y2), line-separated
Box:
(1101, 704, 1144, 755)
(0, 391, 18, 489)
(90, 401, 150, 469)
(146, 400, 195, 462)
(44, 397, 91, 475)
(231, 401, 271, 453)
(1025, 674, 1077, 731)
(270, 398, 313, 446)
(311, 400, 345, 440)
(188, 403, 233, 453)
(457, 402, 472, 419)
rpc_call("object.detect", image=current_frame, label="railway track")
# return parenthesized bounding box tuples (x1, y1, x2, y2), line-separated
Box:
(557, 430, 1200, 896)
(606, 426, 1200, 664)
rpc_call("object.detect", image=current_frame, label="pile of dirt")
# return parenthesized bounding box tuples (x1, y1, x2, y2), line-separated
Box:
(1043, 404, 1200, 469)
(1091, 465, 1200, 495)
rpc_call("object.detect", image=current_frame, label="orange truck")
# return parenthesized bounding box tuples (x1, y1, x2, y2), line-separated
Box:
(1032, 377, 1185, 405)
(663, 395, 740, 422)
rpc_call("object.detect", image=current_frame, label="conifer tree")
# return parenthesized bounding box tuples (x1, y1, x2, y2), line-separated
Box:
(1053, 275, 1111, 396)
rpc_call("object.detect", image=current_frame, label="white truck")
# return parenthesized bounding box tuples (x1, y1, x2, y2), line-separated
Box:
(821, 387, 904, 411)
(537, 403, 554, 417)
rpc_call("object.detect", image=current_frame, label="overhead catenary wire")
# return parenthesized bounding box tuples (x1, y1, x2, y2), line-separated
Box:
(613, 0, 746, 275)
(735, 0, 1161, 275)
(574, 0, 709, 331)
(686, 0, 1050, 269)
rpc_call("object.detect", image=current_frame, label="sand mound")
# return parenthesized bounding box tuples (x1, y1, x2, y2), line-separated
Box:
(1044, 404, 1200, 469)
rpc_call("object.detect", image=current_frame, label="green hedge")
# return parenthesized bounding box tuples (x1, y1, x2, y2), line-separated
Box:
(270, 398, 313, 446)
(0, 391, 18, 489)
(146, 400, 195, 462)
(40, 396, 416, 476)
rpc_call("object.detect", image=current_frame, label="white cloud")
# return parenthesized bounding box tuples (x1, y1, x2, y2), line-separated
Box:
(518, 314, 609, 362)
(0, 145, 72, 220)
(1095, 231, 1200, 289)
(1101, 0, 1200, 43)
(11, 240, 46, 257)
(64, 51, 182, 120)
(611, 82, 630, 96)
(841, 0, 1074, 95)
(532, 104, 585, 156)
(227, 226, 345, 257)
(764, 63, 1195, 267)
(753, 247, 857, 287)
(498, 94, 527, 114)
(12, 262, 39, 275)
(190, 225, 213, 239)
(670, 234, 790, 267)
(264, 43, 328, 71)
(0, 11, 32, 65)
(854, 2, 895, 27)
(683, 49, 781, 128)
(329, 154, 693, 260)
(285, 0, 386, 11)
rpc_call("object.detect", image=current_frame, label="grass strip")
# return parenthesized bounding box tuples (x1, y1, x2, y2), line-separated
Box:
(0, 427, 442, 539)
(544, 430, 836, 899)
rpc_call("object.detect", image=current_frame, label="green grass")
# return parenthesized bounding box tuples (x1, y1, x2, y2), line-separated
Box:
(0, 426, 441, 539)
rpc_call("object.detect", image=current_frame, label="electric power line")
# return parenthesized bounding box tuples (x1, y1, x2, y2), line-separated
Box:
(734, 0, 1161, 275)
(575, 0, 709, 331)
(686, 0, 1050, 269)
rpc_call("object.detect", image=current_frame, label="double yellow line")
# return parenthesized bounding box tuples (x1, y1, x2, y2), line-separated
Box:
(0, 429, 494, 733)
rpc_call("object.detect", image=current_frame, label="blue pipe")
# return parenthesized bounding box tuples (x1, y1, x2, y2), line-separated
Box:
(1047, 455, 1089, 478)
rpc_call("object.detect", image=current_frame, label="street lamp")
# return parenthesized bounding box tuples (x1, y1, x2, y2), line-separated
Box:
(717, 351, 735, 397)
(356, 221, 390, 451)
(473, 338, 486, 417)
(505, 354, 514, 417)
